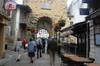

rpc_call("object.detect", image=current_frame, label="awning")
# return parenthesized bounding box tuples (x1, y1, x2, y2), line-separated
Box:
(86, 9, 100, 20)
(17, 4, 32, 14)
(71, 22, 87, 35)
(82, 0, 94, 3)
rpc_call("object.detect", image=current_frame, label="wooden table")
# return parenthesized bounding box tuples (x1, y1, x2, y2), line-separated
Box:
(63, 54, 92, 66)
(69, 55, 92, 63)
(64, 54, 92, 63)
(84, 63, 100, 66)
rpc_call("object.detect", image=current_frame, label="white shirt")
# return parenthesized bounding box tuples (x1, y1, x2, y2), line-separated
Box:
(36, 38, 42, 45)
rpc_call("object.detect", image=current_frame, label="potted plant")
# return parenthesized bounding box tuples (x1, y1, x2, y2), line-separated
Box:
(59, 19, 65, 27)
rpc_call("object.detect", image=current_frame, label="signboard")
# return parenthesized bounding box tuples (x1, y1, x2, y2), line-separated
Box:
(5, 1, 16, 10)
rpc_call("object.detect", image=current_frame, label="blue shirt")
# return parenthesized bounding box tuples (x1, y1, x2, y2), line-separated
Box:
(28, 41, 36, 52)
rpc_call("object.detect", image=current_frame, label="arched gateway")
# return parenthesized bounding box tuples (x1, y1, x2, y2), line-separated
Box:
(37, 16, 53, 38)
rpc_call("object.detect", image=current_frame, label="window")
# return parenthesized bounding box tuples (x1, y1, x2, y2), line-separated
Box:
(41, 2, 51, 10)
(95, 34, 100, 46)
(41, 0, 52, 10)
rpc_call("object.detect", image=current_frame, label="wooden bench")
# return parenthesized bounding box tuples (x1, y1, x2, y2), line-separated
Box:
(63, 54, 92, 63)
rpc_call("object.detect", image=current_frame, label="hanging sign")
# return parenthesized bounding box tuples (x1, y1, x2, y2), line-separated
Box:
(5, 1, 16, 11)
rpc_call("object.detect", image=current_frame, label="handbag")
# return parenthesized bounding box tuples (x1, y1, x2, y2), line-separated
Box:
(14, 47, 16, 52)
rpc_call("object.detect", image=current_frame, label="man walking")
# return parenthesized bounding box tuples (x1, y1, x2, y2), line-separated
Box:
(47, 37, 57, 66)
(36, 38, 42, 59)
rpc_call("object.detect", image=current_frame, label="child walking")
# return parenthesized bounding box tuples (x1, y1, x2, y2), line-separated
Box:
(15, 38, 23, 62)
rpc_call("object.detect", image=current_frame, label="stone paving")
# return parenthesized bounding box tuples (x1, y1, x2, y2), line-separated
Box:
(5, 50, 61, 66)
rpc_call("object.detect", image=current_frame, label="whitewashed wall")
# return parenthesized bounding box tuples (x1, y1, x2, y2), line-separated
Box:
(67, 0, 87, 24)
(15, 0, 23, 4)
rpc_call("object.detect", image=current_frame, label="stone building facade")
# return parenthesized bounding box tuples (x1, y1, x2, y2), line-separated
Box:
(27, 0, 70, 36)
(0, 0, 9, 58)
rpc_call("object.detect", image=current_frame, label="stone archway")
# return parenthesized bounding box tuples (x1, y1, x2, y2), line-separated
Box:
(37, 16, 53, 36)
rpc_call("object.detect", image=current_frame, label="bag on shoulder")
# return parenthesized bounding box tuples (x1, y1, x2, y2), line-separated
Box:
(14, 47, 16, 52)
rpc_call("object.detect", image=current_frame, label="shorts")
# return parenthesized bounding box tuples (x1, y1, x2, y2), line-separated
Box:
(28, 52, 35, 57)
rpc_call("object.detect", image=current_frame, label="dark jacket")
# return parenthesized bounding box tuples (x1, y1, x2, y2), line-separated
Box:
(47, 38, 57, 53)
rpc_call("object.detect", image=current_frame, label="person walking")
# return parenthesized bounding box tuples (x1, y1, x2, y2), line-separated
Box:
(27, 38, 36, 63)
(41, 38, 45, 53)
(22, 38, 28, 50)
(45, 39, 48, 54)
(47, 37, 57, 66)
(15, 38, 23, 62)
(36, 38, 42, 59)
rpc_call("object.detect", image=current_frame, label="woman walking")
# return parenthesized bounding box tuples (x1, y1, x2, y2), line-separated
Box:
(27, 38, 36, 63)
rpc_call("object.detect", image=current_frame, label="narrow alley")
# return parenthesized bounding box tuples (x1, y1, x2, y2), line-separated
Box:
(5, 50, 61, 66)
(0, 0, 100, 66)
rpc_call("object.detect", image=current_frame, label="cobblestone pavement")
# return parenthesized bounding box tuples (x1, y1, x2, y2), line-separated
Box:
(5, 51, 61, 66)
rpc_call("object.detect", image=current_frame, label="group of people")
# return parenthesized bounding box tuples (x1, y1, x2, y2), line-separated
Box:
(15, 37, 58, 66)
